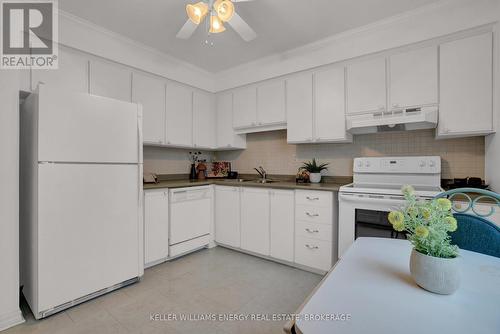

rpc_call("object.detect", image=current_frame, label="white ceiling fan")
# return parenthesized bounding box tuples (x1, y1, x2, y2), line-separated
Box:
(176, 0, 257, 42)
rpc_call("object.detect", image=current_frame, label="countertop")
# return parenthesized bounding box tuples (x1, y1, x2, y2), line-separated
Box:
(144, 179, 346, 192)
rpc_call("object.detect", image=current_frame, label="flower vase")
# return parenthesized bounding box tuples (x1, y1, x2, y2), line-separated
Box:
(189, 164, 197, 180)
(409, 248, 460, 295)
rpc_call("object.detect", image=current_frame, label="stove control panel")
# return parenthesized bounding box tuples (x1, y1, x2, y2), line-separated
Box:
(353, 156, 441, 174)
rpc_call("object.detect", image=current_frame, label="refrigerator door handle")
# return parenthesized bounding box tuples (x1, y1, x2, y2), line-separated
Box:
(137, 105, 143, 164)
(137, 105, 143, 206)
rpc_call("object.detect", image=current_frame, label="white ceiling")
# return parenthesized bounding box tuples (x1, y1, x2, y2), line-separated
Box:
(59, 0, 441, 73)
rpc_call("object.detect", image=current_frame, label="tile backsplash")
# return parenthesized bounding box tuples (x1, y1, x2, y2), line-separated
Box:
(143, 146, 214, 175)
(216, 130, 485, 179)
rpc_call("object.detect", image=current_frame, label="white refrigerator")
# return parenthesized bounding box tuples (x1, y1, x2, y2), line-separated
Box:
(20, 84, 144, 319)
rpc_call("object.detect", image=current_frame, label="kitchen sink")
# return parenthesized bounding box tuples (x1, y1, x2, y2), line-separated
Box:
(221, 179, 279, 184)
(221, 178, 252, 182)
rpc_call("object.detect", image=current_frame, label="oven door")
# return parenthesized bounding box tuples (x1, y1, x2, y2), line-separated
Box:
(338, 192, 407, 258)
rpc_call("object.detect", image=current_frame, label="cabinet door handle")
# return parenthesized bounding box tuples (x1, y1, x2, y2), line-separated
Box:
(306, 212, 319, 217)
(306, 196, 319, 201)
(305, 228, 319, 233)
(305, 244, 319, 250)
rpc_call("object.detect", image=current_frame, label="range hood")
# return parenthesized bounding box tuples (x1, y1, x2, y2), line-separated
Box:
(346, 106, 438, 135)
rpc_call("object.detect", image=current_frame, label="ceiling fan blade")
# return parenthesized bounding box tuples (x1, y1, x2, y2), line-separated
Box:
(228, 12, 256, 42)
(176, 19, 198, 39)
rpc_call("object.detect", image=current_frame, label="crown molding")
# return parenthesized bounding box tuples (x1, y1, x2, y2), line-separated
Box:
(58, 10, 216, 91)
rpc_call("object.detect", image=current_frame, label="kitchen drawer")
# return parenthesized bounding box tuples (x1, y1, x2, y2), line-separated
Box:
(296, 221, 332, 242)
(295, 190, 333, 207)
(296, 204, 332, 225)
(295, 236, 332, 271)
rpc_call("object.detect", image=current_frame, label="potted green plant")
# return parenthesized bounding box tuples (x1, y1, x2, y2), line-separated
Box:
(300, 159, 329, 183)
(388, 185, 460, 295)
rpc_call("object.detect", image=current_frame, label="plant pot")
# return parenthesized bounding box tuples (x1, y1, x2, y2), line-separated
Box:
(409, 248, 460, 295)
(309, 173, 321, 183)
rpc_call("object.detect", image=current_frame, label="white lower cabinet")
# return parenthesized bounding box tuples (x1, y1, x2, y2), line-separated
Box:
(144, 189, 169, 267)
(215, 186, 241, 248)
(240, 188, 270, 256)
(270, 189, 295, 262)
(294, 190, 334, 272)
(295, 237, 332, 272)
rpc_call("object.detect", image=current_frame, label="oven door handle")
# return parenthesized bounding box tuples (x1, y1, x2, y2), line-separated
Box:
(339, 193, 406, 205)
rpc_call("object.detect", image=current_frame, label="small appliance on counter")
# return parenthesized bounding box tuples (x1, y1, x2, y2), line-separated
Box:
(442, 177, 489, 190)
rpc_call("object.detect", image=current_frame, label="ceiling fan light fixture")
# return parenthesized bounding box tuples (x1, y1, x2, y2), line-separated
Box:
(186, 2, 208, 25)
(209, 14, 226, 33)
(213, 0, 234, 22)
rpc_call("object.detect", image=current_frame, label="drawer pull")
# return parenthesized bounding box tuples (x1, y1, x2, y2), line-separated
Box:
(305, 228, 319, 233)
(306, 212, 319, 217)
(306, 196, 320, 201)
(305, 244, 319, 250)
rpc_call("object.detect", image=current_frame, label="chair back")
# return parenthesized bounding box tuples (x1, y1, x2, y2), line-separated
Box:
(434, 188, 500, 257)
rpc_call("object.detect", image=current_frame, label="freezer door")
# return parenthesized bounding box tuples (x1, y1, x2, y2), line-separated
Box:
(37, 85, 140, 163)
(37, 163, 141, 312)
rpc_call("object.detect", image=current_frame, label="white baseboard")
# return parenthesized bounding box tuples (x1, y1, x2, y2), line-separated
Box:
(0, 309, 24, 332)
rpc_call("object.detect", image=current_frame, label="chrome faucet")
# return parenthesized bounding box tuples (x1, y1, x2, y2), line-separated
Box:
(254, 166, 267, 181)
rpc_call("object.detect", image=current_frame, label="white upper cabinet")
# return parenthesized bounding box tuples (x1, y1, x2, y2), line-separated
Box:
(346, 57, 386, 115)
(90, 59, 131, 101)
(270, 190, 295, 263)
(257, 81, 286, 126)
(233, 86, 257, 129)
(193, 91, 216, 149)
(165, 83, 193, 147)
(438, 33, 494, 138)
(32, 48, 89, 93)
(132, 72, 165, 145)
(240, 188, 270, 256)
(286, 73, 314, 143)
(215, 186, 241, 248)
(314, 67, 352, 143)
(389, 46, 438, 109)
(216, 92, 246, 149)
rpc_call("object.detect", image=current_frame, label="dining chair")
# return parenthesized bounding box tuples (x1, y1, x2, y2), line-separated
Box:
(434, 188, 500, 258)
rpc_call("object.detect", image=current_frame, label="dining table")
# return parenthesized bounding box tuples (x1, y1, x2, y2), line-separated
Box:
(287, 237, 500, 334)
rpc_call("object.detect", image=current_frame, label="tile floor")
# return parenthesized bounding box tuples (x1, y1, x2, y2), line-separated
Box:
(6, 247, 322, 334)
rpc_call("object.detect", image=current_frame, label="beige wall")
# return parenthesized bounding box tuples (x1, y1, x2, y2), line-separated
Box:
(216, 130, 485, 179)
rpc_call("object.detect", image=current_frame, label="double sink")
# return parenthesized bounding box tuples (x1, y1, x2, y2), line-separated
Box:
(222, 167, 280, 184)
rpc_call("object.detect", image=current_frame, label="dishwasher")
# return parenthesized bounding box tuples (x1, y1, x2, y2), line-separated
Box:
(169, 186, 213, 257)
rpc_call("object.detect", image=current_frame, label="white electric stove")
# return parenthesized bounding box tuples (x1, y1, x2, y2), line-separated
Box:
(338, 156, 443, 258)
